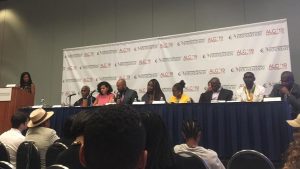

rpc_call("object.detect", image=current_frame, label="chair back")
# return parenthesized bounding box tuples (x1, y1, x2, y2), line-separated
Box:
(47, 164, 69, 169)
(227, 150, 275, 169)
(0, 142, 10, 162)
(46, 142, 68, 167)
(174, 151, 209, 169)
(16, 141, 41, 169)
(0, 161, 14, 169)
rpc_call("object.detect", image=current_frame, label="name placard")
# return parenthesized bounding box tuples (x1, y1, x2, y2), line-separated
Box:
(0, 88, 12, 101)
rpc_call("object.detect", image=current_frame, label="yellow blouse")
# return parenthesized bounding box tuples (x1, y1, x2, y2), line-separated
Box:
(168, 93, 191, 103)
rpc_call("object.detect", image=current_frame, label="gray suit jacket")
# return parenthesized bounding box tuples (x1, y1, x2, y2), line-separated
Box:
(119, 87, 138, 104)
(25, 127, 60, 169)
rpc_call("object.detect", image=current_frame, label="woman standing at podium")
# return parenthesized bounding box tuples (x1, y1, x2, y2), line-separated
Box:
(19, 72, 35, 96)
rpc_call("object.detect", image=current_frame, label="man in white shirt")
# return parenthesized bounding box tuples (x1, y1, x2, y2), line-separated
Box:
(0, 112, 28, 167)
(236, 72, 265, 102)
(174, 120, 225, 169)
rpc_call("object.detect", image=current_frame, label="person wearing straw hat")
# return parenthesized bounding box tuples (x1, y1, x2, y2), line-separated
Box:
(287, 114, 300, 141)
(25, 108, 60, 169)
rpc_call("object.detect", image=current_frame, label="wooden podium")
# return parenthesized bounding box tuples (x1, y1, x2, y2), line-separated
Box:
(0, 87, 34, 133)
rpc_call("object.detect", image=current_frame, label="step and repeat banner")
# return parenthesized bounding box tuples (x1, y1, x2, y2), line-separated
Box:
(62, 19, 290, 104)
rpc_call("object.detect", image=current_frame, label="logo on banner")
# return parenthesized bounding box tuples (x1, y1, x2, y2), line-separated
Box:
(178, 70, 206, 76)
(138, 88, 147, 94)
(203, 51, 234, 59)
(64, 78, 82, 83)
(155, 57, 181, 63)
(83, 52, 95, 57)
(229, 31, 262, 39)
(230, 65, 265, 72)
(139, 59, 151, 65)
(118, 75, 131, 80)
(83, 77, 94, 83)
(63, 66, 77, 71)
(183, 55, 198, 61)
(115, 61, 137, 67)
(208, 36, 223, 43)
(266, 28, 284, 36)
(208, 68, 225, 75)
(134, 44, 158, 51)
(160, 72, 173, 78)
(66, 53, 82, 58)
(100, 63, 112, 68)
(119, 48, 131, 53)
(80, 65, 99, 69)
(134, 73, 158, 79)
(263, 82, 278, 88)
(99, 76, 117, 81)
(222, 85, 237, 90)
(269, 63, 288, 70)
(184, 86, 200, 92)
(260, 45, 289, 53)
(177, 39, 205, 46)
(97, 49, 117, 55)
(160, 42, 173, 48)
(162, 88, 172, 92)
(237, 49, 255, 56)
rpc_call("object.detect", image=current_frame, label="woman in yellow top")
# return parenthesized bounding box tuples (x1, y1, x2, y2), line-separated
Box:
(169, 80, 191, 103)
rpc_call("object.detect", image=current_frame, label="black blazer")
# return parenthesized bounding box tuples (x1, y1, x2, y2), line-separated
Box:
(120, 87, 138, 104)
(199, 88, 233, 103)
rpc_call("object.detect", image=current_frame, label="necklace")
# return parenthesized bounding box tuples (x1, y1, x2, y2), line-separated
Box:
(244, 84, 256, 102)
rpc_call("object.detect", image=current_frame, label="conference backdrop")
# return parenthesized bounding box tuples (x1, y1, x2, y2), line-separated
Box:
(62, 19, 290, 104)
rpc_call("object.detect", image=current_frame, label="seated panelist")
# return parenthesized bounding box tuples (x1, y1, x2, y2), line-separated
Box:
(169, 80, 191, 103)
(199, 77, 233, 103)
(236, 72, 265, 102)
(93, 81, 115, 106)
(141, 79, 166, 104)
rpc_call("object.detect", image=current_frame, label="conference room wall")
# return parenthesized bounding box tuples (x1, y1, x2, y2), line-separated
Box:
(0, 0, 299, 105)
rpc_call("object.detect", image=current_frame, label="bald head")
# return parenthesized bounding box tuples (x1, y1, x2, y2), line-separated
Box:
(116, 79, 127, 92)
(81, 86, 90, 98)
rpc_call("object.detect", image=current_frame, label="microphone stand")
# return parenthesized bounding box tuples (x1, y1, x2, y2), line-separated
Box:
(68, 95, 75, 106)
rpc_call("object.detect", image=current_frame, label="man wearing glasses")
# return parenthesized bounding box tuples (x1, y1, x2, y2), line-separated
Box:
(269, 71, 300, 117)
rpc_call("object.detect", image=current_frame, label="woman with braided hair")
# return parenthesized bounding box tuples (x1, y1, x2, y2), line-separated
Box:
(174, 120, 225, 169)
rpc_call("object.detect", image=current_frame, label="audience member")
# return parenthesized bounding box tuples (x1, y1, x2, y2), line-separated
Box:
(74, 86, 96, 107)
(19, 72, 35, 96)
(0, 112, 28, 167)
(287, 114, 300, 141)
(25, 108, 60, 169)
(174, 120, 225, 169)
(199, 77, 233, 103)
(142, 79, 166, 104)
(169, 80, 191, 103)
(282, 141, 300, 169)
(115, 79, 138, 104)
(140, 111, 175, 169)
(270, 71, 300, 116)
(236, 72, 265, 102)
(93, 81, 115, 106)
(79, 105, 147, 169)
(56, 110, 96, 169)
(55, 115, 76, 147)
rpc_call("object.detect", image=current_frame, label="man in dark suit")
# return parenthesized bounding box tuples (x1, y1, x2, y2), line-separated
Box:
(269, 71, 300, 116)
(199, 77, 233, 103)
(116, 79, 138, 104)
(74, 86, 96, 106)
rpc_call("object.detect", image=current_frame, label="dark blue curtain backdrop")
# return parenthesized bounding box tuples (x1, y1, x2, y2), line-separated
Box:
(20, 102, 292, 161)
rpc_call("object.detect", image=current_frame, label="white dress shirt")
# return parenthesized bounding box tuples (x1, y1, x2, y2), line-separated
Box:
(236, 84, 265, 102)
(0, 128, 25, 167)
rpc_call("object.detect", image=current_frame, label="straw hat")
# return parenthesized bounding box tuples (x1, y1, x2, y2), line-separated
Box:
(27, 108, 54, 127)
(287, 114, 300, 127)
